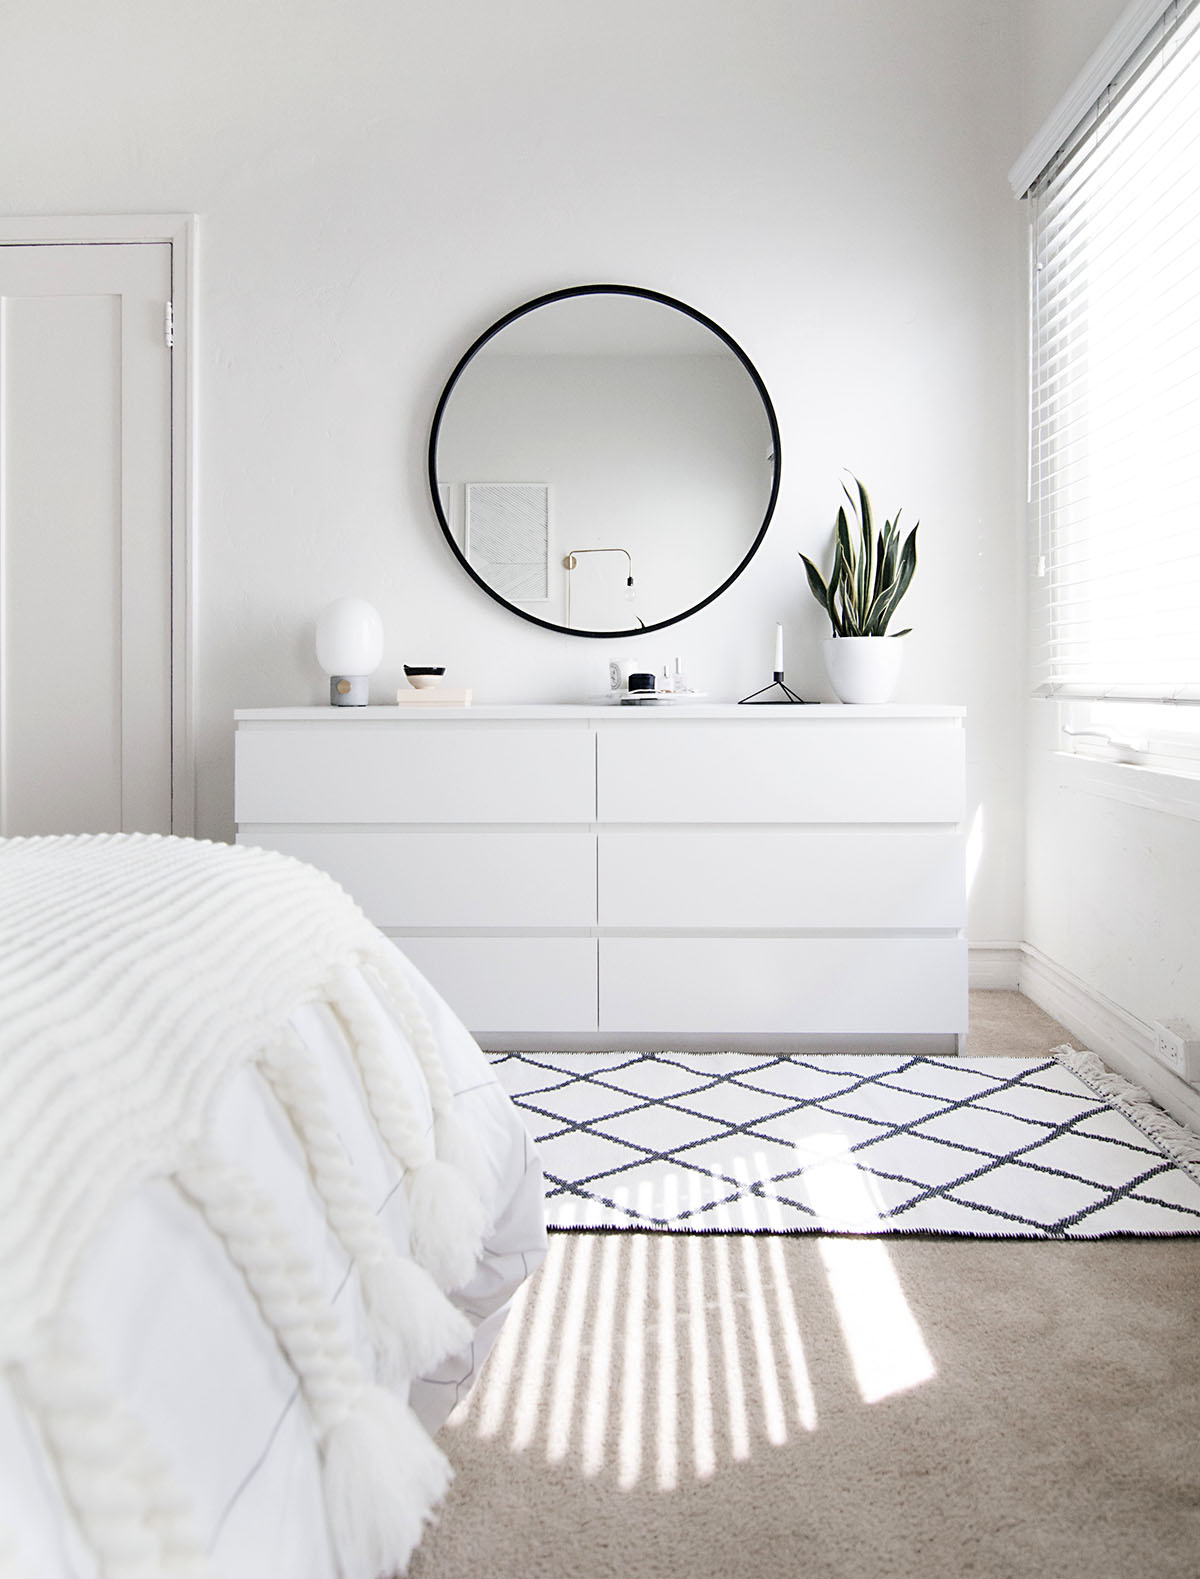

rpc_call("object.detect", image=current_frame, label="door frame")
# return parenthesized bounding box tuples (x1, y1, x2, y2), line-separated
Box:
(0, 214, 197, 834)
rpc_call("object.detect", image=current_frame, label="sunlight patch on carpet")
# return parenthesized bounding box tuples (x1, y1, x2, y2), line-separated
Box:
(820, 1236, 936, 1404)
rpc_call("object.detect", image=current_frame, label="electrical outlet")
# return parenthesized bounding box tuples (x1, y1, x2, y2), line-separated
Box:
(1151, 1021, 1200, 1083)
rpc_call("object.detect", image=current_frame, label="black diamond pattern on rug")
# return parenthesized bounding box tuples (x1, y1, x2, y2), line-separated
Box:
(490, 1052, 1200, 1238)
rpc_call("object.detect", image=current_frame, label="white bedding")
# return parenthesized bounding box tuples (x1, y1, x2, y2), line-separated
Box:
(0, 839, 545, 1579)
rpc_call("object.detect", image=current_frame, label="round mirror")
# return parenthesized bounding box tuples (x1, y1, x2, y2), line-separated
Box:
(428, 285, 781, 638)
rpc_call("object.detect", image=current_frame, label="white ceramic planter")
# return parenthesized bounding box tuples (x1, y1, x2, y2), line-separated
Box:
(822, 636, 904, 704)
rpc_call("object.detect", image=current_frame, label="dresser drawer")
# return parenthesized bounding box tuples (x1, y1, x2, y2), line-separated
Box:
(596, 719, 964, 823)
(235, 724, 596, 824)
(240, 826, 597, 928)
(397, 936, 598, 1035)
(599, 937, 967, 1034)
(598, 828, 965, 929)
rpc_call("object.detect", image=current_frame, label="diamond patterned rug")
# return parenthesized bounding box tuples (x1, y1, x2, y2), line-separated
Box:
(490, 1050, 1200, 1237)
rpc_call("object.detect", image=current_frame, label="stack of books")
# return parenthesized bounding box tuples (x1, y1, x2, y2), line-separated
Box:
(395, 687, 472, 707)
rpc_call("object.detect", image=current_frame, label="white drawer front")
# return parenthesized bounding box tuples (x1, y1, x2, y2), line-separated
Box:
(240, 826, 597, 928)
(596, 720, 964, 823)
(598, 828, 965, 929)
(235, 725, 595, 824)
(600, 937, 966, 1034)
(397, 936, 598, 1035)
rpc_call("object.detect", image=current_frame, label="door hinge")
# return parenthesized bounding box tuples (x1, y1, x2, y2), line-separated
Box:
(164, 300, 174, 349)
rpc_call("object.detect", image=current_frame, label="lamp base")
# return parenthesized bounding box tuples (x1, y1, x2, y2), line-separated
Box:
(329, 674, 369, 706)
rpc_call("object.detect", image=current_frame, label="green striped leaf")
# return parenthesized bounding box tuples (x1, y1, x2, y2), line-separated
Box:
(801, 481, 918, 638)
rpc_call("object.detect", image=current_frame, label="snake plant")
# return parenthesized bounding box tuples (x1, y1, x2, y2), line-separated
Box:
(800, 477, 918, 638)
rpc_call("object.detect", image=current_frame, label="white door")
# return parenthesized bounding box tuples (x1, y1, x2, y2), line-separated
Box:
(0, 242, 173, 836)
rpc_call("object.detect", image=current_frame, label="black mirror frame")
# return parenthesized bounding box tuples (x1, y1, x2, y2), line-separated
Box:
(427, 283, 782, 639)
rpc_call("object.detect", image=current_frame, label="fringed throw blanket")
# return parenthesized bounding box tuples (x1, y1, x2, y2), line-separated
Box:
(0, 833, 487, 1579)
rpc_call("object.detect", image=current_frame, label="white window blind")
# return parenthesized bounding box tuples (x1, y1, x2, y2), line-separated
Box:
(1028, 0, 1200, 703)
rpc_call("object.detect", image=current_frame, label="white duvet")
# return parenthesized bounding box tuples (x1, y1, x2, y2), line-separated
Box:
(0, 838, 545, 1579)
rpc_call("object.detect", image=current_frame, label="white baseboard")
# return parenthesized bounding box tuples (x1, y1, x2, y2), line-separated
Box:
(1018, 944, 1200, 1132)
(968, 943, 1023, 991)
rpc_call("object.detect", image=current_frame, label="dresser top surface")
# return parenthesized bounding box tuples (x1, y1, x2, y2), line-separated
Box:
(235, 702, 965, 722)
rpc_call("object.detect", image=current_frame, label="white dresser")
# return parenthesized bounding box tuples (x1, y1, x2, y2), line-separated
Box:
(234, 704, 967, 1051)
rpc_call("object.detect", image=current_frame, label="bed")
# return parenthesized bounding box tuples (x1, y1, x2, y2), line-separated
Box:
(0, 833, 546, 1579)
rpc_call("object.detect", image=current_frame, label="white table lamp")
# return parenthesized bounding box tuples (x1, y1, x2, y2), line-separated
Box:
(315, 597, 383, 706)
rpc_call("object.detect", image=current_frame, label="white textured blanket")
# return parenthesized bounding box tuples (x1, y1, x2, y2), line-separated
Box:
(0, 833, 489, 1579)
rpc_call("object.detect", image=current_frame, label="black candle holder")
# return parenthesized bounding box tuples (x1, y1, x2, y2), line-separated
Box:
(739, 669, 807, 705)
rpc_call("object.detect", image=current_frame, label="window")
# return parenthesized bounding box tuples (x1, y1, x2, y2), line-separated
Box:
(1018, 0, 1200, 768)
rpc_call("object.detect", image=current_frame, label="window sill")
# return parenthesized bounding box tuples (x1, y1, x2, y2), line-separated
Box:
(1052, 752, 1200, 823)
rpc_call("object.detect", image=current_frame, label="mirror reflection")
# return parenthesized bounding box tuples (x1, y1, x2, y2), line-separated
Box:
(429, 287, 780, 637)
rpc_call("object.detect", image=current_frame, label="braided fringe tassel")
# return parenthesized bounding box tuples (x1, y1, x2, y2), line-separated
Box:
(364, 954, 487, 1193)
(258, 1031, 472, 1381)
(328, 966, 484, 1293)
(1054, 1045, 1200, 1183)
(13, 1316, 212, 1579)
(173, 1149, 451, 1579)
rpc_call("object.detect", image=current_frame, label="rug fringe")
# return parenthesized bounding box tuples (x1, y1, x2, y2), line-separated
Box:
(1053, 1045, 1200, 1184)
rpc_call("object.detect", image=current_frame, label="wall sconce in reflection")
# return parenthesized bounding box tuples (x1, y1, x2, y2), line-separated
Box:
(563, 547, 638, 630)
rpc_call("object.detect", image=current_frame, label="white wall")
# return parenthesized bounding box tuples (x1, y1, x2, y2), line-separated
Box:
(0, 0, 1028, 951)
(1016, 0, 1200, 1124)
(1018, 0, 1130, 134)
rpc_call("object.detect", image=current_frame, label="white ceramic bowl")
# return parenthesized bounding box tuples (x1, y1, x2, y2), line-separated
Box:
(404, 666, 445, 690)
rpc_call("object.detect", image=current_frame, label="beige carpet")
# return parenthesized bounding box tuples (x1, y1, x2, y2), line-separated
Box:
(410, 994, 1200, 1579)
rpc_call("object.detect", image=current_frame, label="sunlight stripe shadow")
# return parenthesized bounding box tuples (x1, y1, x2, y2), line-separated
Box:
(581, 1222, 624, 1477)
(546, 1234, 595, 1463)
(510, 1232, 569, 1450)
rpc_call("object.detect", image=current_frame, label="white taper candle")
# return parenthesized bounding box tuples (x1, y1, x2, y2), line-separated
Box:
(774, 622, 784, 674)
